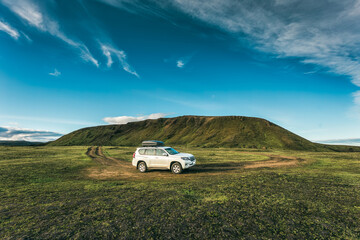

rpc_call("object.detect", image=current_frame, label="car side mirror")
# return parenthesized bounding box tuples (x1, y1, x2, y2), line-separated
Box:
(163, 153, 168, 156)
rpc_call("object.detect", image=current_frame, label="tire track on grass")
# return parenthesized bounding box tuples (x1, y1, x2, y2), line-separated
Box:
(85, 146, 306, 179)
(86, 146, 139, 179)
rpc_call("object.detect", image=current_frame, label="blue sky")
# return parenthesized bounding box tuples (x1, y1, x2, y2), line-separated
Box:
(1, 0, 360, 144)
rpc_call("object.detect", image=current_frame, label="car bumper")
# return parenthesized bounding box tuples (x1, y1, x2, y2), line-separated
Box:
(184, 159, 196, 169)
(132, 158, 137, 167)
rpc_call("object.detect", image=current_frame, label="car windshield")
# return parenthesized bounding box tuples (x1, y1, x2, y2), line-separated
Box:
(165, 147, 179, 155)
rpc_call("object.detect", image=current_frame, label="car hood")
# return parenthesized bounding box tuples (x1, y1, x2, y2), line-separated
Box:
(174, 153, 193, 158)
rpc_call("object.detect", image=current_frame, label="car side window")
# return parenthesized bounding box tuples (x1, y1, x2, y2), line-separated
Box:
(145, 149, 155, 155)
(156, 149, 166, 156)
(139, 149, 145, 155)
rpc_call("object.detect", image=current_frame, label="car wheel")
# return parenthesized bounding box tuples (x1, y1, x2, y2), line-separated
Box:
(138, 161, 147, 173)
(171, 162, 183, 174)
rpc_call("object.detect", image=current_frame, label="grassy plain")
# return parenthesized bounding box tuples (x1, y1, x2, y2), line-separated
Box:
(1, 146, 360, 239)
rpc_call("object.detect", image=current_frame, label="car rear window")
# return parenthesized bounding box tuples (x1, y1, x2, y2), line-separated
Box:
(144, 149, 155, 155)
(139, 149, 145, 155)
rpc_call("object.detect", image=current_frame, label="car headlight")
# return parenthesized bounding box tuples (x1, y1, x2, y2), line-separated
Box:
(181, 157, 190, 160)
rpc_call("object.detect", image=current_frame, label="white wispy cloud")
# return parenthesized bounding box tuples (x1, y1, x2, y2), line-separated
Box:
(0, 20, 20, 40)
(2, 0, 43, 29)
(176, 60, 185, 68)
(0, 126, 62, 142)
(353, 91, 360, 106)
(171, 0, 360, 87)
(96, 0, 171, 18)
(349, 91, 360, 119)
(100, 44, 139, 77)
(103, 113, 169, 124)
(79, 45, 99, 67)
(1, 0, 99, 67)
(49, 68, 61, 77)
(101, 45, 113, 67)
(2, 0, 135, 72)
(176, 55, 193, 68)
(87, 0, 360, 87)
(21, 31, 32, 42)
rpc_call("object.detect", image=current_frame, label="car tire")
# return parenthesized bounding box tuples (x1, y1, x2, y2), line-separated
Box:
(171, 162, 183, 174)
(138, 161, 147, 173)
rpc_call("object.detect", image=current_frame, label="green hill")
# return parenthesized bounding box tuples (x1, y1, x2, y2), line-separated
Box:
(49, 115, 358, 151)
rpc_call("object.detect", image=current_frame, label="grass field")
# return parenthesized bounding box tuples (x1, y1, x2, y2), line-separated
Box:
(1, 146, 360, 239)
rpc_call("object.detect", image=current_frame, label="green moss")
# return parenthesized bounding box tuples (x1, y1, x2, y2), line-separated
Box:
(1, 146, 360, 239)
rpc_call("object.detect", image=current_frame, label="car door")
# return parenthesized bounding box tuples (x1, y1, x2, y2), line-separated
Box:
(155, 149, 169, 168)
(144, 149, 156, 167)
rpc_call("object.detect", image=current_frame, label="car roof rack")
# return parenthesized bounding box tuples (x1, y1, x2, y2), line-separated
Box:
(142, 140, 164, 147)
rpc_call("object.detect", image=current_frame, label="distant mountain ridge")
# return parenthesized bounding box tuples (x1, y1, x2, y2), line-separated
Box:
(49, 115, 359, 151)
(317, 138, 360, 147)
(0, 140, 44, 146)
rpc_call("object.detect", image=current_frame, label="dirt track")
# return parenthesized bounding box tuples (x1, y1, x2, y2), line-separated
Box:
(85, 146, 305, 180)
(86, 146, 140, 179)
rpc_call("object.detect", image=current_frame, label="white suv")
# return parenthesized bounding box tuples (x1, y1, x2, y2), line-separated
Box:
(132, 146, 196, 174)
